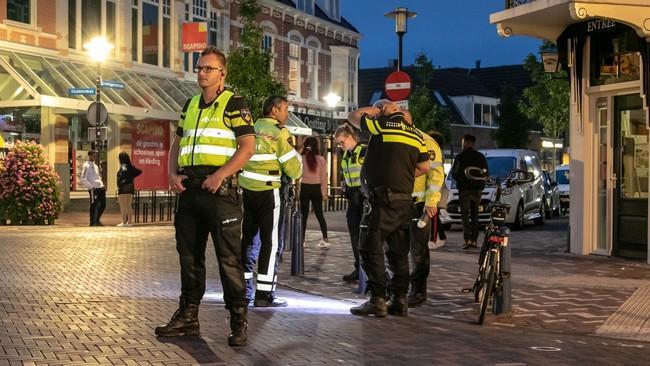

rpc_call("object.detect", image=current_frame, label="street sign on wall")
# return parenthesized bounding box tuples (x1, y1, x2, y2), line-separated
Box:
(182, 22, 208, 52)
(384, 71, 412, 101)
(69, 88, 96, 96)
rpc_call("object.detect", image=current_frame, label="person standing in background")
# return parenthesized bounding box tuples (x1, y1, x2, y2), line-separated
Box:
(335, 124, 366, 282)
(116, 152, 142, 227)
(299, 136, 329, 249)
(80, 150, 106, 227)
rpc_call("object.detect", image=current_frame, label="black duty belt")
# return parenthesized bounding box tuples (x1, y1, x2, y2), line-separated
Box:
(179, 165, 238, 190)
(368, 186, 412, 204)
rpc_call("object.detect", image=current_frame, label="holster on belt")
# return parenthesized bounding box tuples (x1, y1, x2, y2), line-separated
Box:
(368, 186, 412, 205)
(179, 166, 238, 194)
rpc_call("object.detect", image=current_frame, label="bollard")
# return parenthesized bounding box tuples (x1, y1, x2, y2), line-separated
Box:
(493, 231, 512, 315)
(290, 204, 304, 276)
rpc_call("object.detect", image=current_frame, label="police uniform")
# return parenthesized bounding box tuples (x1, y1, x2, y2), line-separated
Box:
(408, 131, 444, 305)
(341, 143, 366, 281)
(350, 111, 428, 317)
(156, 89, 254, 340)
(239, 117, 302, 305)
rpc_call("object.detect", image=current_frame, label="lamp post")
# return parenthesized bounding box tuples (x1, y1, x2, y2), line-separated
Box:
(385, 7, 417, 71)
(83, 36, 113, 174)
(540, 47, 560, 73)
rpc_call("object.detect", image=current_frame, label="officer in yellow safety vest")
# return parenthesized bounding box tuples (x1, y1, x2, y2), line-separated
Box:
(334, 124, 366, 282)
(239, 95, 302, 308)
(155, 46, 255, 348)
(407, 128, 444, 308)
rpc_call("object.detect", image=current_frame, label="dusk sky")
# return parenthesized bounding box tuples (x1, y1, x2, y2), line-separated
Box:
(340, 1, 543, 69)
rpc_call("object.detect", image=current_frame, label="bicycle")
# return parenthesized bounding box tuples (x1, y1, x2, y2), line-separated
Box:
(464, 167, 532, 324)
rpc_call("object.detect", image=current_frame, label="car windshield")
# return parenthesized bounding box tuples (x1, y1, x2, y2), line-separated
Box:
(487, 157, 517, 179)
(556, 169, 570, 184)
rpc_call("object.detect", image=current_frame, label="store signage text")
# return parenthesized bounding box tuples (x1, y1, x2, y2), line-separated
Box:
(587, 19, 616, 33)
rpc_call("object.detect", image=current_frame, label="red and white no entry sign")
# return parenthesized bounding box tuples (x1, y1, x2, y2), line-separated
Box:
(384, 71, 412, 101)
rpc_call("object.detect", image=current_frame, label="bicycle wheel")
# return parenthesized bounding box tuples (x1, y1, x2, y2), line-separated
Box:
(473, 251, 488, 303)
(478, 250, 497, 325)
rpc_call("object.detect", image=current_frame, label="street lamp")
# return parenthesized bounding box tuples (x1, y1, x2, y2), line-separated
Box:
(83, 36, 113, 174)
(540, 46, 561, 73)
(384, 7, 417, 71)
(324, 92, 341, 128)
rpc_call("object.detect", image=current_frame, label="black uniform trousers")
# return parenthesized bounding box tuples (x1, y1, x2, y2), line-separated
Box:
(409, 202, 431, 296)
(174, 186, 247, 309)
(242, 188, 285, 298)
(459, 189, 482, 242)
(346, 188, 364, 271)
(359, 191, 412, 299)
(88, 187, 106, 226)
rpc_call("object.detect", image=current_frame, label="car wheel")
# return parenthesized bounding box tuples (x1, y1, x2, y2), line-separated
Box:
(553, 203, 561, 217)
(535, 201, 546, 225)
(513, 202, 525, 230)
(544, 197, 551, 219)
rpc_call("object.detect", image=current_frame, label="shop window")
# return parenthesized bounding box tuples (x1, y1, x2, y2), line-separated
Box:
(7, 0, 32, 25)
(0, 107, 42, 153)
(590, 27, 642, 86)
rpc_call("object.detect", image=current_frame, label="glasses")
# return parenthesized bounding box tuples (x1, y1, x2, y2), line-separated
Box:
(195, 65, 224, 74)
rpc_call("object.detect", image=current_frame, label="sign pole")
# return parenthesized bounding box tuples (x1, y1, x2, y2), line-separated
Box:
(95, 62, 102, 173)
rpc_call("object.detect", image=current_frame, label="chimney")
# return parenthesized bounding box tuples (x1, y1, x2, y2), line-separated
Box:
(475, 59, 481, 70)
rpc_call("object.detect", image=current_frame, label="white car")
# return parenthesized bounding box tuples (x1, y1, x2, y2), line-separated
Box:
(440, 149, 546, 229)
(555, 164, 570, 214)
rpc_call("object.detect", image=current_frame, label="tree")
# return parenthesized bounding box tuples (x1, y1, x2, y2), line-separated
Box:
(520, 48, 570, 170)
(226, 0, 287, 119)
(493, 84, 531, 148)
(408, 53, 452, 143)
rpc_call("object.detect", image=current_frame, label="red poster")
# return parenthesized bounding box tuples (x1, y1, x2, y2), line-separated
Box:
(182, 22, 208, 52)
(132, 121, 170, 190)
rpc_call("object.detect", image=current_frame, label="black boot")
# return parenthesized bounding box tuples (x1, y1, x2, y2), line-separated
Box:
(387, 295, 408, 316)
(253, 291, 288, 307)
(155, 300, 200, 337)
(342, 269, 359, 282)
(407, 292, 427, 308)
(228, 307, 248, 347)
(350, 296, 388, 317)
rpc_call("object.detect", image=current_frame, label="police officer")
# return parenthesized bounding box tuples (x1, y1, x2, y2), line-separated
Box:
(334, 124, 366, 282)
(155, 46, 255, 347)
(240, 95, 302, 307)
(407, 129, 444, 307)
(346, 101, 430, 317)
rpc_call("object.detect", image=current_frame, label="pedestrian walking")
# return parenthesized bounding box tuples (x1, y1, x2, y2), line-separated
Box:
(299, 136, 329, 249)
(346, 101, 429, 317)
(239, 95, 302, 308)
(450, 134, 488, 249)
(116, 152, 142, 227)
(335, 124, 366, 282)
(79, 150, 106, 227)
(154, 46, 255, 347)
(407, 129, 444, 308)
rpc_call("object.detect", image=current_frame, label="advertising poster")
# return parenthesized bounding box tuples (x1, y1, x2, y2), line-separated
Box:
(74, 150, 89, 191)
(132, 121, 170, 190)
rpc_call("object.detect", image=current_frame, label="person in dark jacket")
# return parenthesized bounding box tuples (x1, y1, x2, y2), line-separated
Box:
(116, 152, 142, 227)
(450, 135, 488, 249)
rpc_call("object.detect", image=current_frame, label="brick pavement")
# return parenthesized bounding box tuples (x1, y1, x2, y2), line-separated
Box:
(1, 220, 650, 364)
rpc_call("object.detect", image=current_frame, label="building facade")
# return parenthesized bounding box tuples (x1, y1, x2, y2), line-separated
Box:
(0, 0, 359, 203)
(491, 0, 650, 262)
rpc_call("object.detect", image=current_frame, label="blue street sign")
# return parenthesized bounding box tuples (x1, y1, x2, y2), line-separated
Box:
(69, 87, 96, 96)
(101, 80, 125, 89)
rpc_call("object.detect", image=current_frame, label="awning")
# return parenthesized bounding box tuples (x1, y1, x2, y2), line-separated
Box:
(286, 111, 313, 136)
(0, 49, 197, 121)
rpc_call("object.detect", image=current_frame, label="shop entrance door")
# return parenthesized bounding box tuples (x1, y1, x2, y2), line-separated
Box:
(613, 94, 648, 259)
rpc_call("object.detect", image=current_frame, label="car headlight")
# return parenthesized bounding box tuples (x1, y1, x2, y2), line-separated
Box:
(501, 186, 513, 196)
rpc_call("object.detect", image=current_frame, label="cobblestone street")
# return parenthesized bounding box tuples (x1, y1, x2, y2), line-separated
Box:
(1, 216, 650, 365)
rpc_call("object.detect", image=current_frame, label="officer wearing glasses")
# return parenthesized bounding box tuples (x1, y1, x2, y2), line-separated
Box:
(155, 46, 255, 347)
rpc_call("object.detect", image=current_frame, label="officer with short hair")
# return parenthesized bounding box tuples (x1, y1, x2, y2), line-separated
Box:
(407, 129, 444, 307)
(239, 95, 302, 307)
(346, 101, 430, 317)
(155, 46, 255, 347)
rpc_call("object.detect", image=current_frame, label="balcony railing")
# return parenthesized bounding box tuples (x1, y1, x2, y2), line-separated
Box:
(506, 0, 536, 8)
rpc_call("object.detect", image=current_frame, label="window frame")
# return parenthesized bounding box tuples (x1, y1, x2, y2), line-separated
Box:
(6, 0, 36, 27)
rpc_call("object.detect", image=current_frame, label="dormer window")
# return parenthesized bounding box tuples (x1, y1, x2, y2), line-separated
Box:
(296, 0, 314, 15)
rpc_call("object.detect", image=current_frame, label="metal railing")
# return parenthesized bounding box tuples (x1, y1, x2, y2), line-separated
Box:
(132, 190, 177, 223)
(324, 186, 348, 212)
(506, 0, 536, 8)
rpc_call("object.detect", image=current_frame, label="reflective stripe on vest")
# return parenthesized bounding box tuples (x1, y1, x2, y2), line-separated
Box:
(178, 91, 235, 167)
(342, 144, 364, 188)
(249, 154, 277, 161)
(278, 149, 298, 163)
(240, 170, 282, 182)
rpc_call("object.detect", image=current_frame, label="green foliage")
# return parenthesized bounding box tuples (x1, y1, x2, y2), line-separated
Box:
(0, 141, 62, 224)
(227, 0, 287, 119)
(408, 53, 452, 144)
(493, 84, 531, 148)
